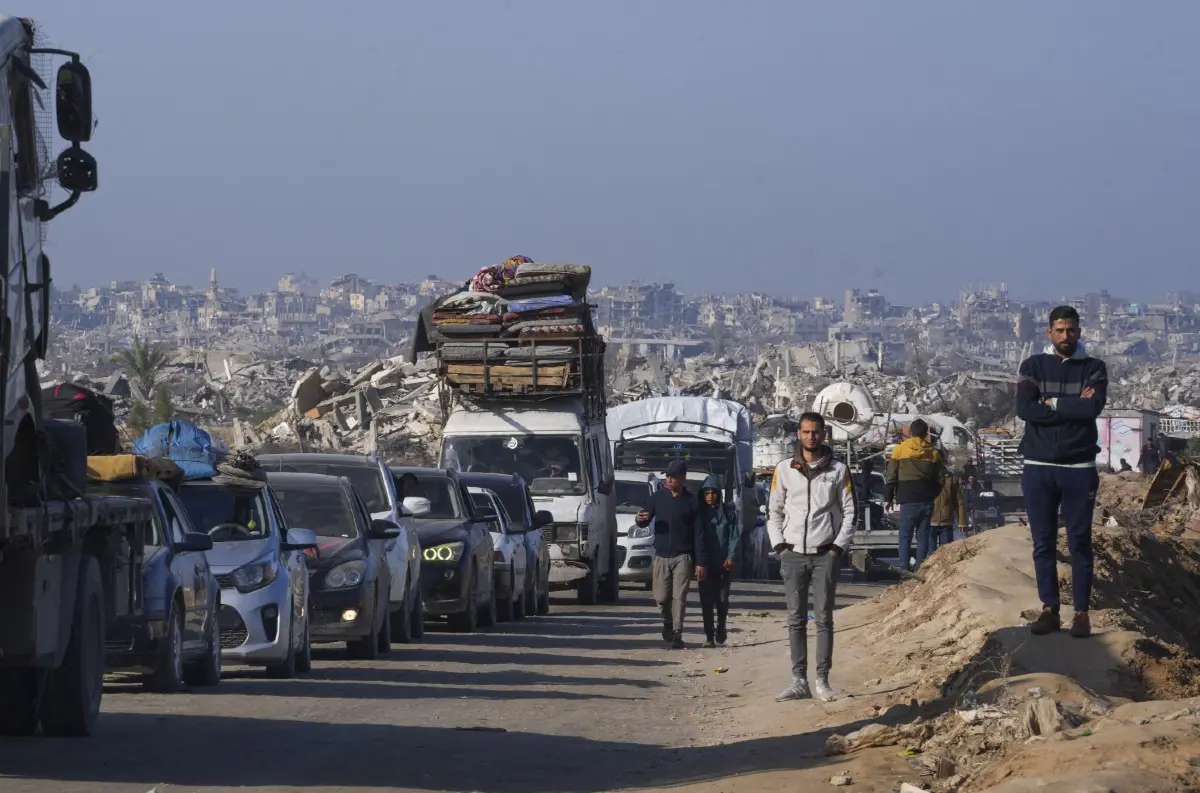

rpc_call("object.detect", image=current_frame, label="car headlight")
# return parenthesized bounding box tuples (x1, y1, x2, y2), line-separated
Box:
(231, 555, 278, 593)
(627, 525, 651, 540)
(423, 541, 465, 563)
(324, 560, 366, 589)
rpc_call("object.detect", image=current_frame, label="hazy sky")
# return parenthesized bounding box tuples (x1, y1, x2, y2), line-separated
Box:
(27, 1, 1200, 304)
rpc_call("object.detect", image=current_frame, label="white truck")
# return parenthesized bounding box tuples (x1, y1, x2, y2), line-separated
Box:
(605, 396, 766, 579)
(1, 18, 157, 737)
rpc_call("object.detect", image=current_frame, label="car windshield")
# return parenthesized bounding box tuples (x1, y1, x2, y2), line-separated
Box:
(273, 485, 359, 539)
(272, 462, 389, 514)
(177, 485, 269, 542)
(393, 474, 462, 520)
(614, 480, 651, 513)
(442, 435, 585, 496)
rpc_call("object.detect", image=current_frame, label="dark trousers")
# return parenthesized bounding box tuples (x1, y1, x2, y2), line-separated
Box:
(1021, 464, 1098, 612)
(897, 501, 934, 570)
(698, 570, 731, 640)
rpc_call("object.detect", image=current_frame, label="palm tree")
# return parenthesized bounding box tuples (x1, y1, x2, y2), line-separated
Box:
(112, 337, 173, 397)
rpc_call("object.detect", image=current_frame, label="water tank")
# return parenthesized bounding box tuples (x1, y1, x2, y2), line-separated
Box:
(812, 381, 877, 442)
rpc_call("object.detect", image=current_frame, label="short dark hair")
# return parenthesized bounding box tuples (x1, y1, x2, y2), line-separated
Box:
(798, 412, 825, 429)
(1048, 305, 1080, 326)
(910, 418, 928, 437)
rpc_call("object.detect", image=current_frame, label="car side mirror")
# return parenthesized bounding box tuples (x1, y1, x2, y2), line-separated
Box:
(369, 518, 402, 540)
(534, 510, 553, 528)
(177, 532, 214, 553)
(402, 496, 431, 517)
(596, 474, 614, 496)
(283, 527, 318, 551)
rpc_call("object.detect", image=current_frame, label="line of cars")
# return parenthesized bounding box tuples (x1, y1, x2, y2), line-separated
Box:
(99, 453, 555, 690)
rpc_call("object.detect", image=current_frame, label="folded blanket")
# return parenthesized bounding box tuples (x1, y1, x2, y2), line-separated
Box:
(518, 323, 585, 338)
(433, 314, 502, 325)
(503, 345, 576, 359)
(496, 271, 590, 300)
(439, 343, 510, 360)
(434, 323, 505, 337)
(515, 263, 591, 278)
(503, 317, 583, 336)
(508, 295, 578, 313)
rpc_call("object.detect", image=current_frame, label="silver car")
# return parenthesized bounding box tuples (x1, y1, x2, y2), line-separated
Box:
(177, 480, 317, 678)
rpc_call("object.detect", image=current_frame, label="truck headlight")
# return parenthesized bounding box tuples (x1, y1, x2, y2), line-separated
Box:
(232, 555, 278, 593)
(324, 560, 366, 589)
(424, 541, 465, 563)
(627, 525, 651, 540)
(551, 523, 581, 543)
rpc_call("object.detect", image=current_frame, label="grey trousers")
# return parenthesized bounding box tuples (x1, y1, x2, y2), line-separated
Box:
(652, 553, 693, 635)
(781, 550, 839, 680)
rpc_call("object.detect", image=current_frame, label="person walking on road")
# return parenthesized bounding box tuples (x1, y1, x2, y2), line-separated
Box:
(886, 418, 945, 570)
(695, 475, 741, 648)
(923, 471, 967, 564)
(769, 412, 857, 703)
(635, 460, 702, 649)
(1016, 305, 1107, 639)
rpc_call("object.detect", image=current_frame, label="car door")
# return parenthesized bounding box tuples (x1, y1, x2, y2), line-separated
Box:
(349, 485, 389, 617)
(156, 484, 206, 648)
(524, 484, 549, 590)
(458, 479, 491, 600)
(494, 495, 526, 593)
(266, 488, 307, 647)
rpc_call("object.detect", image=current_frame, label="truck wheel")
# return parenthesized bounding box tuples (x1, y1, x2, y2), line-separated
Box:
(599, 539, 621, 603)
(447, 569, 478, 632)
(40, 555, 105, 736)
(184, 607, 222, 687)
(146, 602, 185, 692)
(577, 564, 598, 606)
(0, 668, 41, 735)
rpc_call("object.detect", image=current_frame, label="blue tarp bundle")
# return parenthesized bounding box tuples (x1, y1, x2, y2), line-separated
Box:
(133, 419, 227, 480)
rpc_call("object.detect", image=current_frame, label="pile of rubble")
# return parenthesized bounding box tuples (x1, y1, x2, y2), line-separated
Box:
(235, 355, 445, 466)
(1107, 362, 1200, 411)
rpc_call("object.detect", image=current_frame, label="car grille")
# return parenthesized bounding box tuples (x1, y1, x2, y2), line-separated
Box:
(215, 573, 236, 589)
(217, 604, 248, 649)
(616, 546, 628, 566)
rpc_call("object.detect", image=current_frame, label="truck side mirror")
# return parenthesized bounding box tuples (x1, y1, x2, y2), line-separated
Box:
(56, 61, 93, 142)
(56, 146, 97, 193)
(596, 474, 614, 496)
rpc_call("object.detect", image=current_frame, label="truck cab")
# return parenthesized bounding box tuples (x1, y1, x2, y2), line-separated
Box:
(440, 398, 619, 605)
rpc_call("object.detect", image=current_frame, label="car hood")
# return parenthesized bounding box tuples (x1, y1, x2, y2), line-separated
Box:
(616, 513, 639, 536)
(413, 519, 472, 547)
(309, 537, 364, 569)
(205, 538, 274, 572)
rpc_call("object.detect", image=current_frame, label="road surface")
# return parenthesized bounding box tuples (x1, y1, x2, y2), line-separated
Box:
(0, 579, 886, 793)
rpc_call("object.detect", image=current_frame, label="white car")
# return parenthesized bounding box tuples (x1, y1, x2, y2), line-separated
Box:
(614, 472, 657, 588)
(468, 487, 530, 622)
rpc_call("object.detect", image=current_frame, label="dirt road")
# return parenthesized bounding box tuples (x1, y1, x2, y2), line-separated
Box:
(0, 580, 884, 793)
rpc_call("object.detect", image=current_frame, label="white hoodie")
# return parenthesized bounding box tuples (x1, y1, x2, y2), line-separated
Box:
(767, 451, 857, 555)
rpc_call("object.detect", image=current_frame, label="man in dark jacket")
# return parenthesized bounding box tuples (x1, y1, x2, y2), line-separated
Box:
(1016, 305, 1106, 639)
(636, 460, 703, 649)
(696, 475, 741, 648)
(885, 418, 945, 570)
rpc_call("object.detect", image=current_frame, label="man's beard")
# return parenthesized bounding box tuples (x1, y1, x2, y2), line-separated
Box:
(1055, 340, 1078, 357)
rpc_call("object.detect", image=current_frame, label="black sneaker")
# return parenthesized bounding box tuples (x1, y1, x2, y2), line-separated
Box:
(715, 627, 727, 646)
(662, 628, 673, 642)
(671, 634, 685, 650)
(702, 638, 716, 648)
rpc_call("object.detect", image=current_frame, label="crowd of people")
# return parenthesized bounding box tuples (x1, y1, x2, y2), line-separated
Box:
(634, 304, 1123, 704)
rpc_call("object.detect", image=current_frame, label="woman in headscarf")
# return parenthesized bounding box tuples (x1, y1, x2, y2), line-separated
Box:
(695, 475, 741, 647)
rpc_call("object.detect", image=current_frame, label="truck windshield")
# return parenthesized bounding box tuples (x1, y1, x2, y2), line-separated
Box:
(177, 485, 270, 542)
(614, 439, 731, 477)
(442, 435, 586, 496)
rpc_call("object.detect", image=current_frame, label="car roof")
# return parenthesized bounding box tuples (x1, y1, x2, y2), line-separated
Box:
(265, 471, 349, 491)
(258, 453, 381, 468)
(390, 466, 457, 479)
(458, 472, 524, 488)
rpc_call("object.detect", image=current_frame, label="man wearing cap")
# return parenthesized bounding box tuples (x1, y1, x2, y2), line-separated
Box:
(635, 459, 704, 649)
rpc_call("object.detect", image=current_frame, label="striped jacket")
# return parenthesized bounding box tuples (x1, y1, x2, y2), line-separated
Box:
(1015, 344, 1107, 465)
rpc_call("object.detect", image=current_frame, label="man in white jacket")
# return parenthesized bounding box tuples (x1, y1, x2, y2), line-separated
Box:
(768, 412, 857, 702)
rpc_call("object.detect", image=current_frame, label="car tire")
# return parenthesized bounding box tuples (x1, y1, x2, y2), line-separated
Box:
(644, 580, 654, 591)
(184, 605, 222, 687)
(447, 568, 478, 633)
(392, 597, 413, 644)
(524, 576, 537, 617)
(40, 555, 105, 736)
(265, 612, 299, 679)
(496, 586, 514, 623)
(577, 564, 598, 606)
(477, 577, 497, 629)
(537, 586, 551, 616)
(513, 582, 526, 621)
(410, 588, 425, 640)
(348, 590, 382, 660)
(145, 600, 186, 693)
(0, 667, 41, 735)
(295, 613, 313, 674)
(376, 599, 392, 656)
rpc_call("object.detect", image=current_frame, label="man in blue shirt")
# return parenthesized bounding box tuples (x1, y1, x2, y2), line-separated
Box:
(635, 459, 703, 649)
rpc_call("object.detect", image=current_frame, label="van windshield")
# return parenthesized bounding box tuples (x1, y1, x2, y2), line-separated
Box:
(442, 435, 586, 496)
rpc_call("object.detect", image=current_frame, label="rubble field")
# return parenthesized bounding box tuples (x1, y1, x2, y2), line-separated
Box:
(668, 473, 1200, 793)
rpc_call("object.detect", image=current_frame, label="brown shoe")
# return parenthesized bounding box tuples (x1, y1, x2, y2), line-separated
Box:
(1029, 608, 1061, 635)
(1069, 612, 1091, 638)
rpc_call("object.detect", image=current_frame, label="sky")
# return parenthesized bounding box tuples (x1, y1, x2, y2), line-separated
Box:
(25, 1, 1200, 304)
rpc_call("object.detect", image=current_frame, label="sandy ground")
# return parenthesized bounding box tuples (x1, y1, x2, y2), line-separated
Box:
(0, 580, 886, 793)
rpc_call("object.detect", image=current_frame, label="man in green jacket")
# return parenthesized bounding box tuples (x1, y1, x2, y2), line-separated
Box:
(696, 474, 741, 648)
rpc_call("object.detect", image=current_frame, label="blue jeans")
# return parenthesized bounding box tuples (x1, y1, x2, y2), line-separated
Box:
(897, 502, 934, 570)
(1022, 464, 1098, 611)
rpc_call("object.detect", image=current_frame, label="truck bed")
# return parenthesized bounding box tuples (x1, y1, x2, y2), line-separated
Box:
(2, 496, 153, 546)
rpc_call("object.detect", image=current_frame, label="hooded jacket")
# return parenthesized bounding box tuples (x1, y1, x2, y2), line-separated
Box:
(885, 436, 945, 504)
(1016, 343, 1107, 465)
(931, 474, 967, 527)
(767, 446, 856, 555)
(695, 475, 741, 571)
